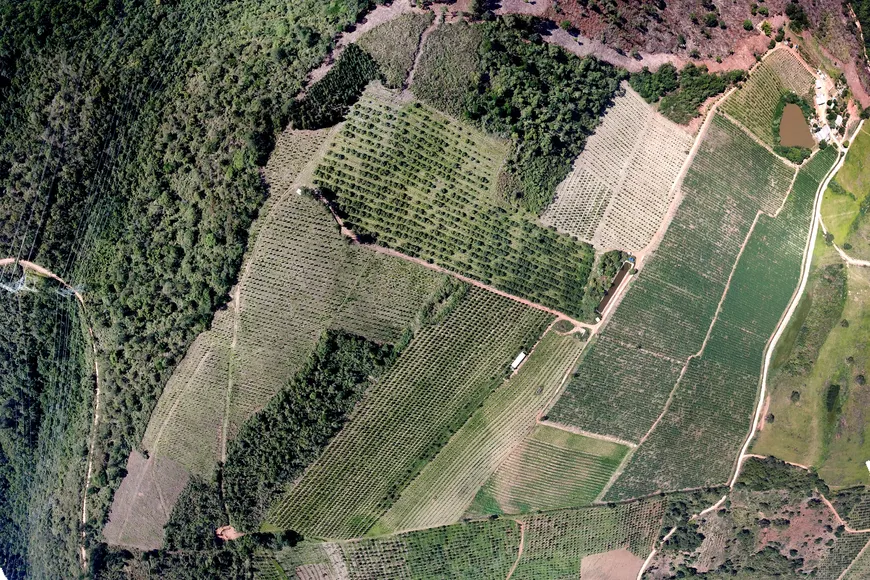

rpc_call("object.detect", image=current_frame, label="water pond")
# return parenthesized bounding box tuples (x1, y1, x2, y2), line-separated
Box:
(779, 103, 815, 148)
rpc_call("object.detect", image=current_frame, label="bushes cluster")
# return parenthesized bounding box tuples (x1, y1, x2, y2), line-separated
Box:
(631, 63, 745, 124)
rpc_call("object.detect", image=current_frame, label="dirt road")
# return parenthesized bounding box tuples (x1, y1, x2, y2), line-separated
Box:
(0, 257, 100, 568)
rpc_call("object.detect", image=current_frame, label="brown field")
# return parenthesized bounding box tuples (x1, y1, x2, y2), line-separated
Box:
(102, 450, 189, 550)
(580, 548, 644, 580)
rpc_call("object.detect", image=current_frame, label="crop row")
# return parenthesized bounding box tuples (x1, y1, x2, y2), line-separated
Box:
(548, 114, 795, 443)
(266, 287, 552, 538)
(721, 48, 816, 146)
(471, 429, 629, 516)
(376, 331, 586, 534)
(313, 87, 600, 320)
(606, 147, 838, 499)
(541, 86, 692, 253)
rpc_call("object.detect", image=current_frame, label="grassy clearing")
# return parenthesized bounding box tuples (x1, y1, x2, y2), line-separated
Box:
(377, 331, 586, 534)
(541, 85, 693, 253)
(608, 147, 838, 499)
(467, 426, 629, 516)
(358, 12, 434, 89)
(549, 114, 794, 443)
(721, 48, 816, 147)
(267, 288, 552, 539)
(411, 21, 482, 118)
(821, 125, 870, 259)
(315, 85, 603, 320)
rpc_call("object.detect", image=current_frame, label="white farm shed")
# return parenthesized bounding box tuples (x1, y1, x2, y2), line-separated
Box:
(510, 351, 527, 371)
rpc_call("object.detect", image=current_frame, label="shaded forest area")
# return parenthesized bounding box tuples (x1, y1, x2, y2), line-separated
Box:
(0, 0, 382, 575)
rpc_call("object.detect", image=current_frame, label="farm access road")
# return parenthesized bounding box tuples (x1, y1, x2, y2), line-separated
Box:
(0, 257, 101, 569)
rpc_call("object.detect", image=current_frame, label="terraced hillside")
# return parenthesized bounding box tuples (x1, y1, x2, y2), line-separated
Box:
(267, 287, 552, 539)
(722, 48, 816, 146)
(313, 84, 601, 320)
(541, 85, 693, 253)
(549, 114, 795, 443)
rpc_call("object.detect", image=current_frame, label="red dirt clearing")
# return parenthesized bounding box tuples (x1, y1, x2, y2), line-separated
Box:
(580, 548, 645, 580)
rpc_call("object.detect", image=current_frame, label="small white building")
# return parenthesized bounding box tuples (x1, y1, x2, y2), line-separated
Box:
(814, 125, 831, 142)
(510, 351, 527, 371)
(865, 459, 870, 474)
(836, 114, 844, 127)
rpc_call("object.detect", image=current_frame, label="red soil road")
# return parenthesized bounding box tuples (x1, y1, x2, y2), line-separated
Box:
(505, 520, 526, 580)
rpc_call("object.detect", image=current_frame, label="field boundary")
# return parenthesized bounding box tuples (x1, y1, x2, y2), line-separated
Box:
(719, 111, 800, 169)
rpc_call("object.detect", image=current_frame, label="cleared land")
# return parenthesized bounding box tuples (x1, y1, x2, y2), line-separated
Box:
(357, 12, 434, 88)
(548, 114, 794, 443)
(313, 83, 600, 321)
(607, 146, 839, 499)
(267, 287, 552, 539)
(721, 48, 816, 147)
(467, 425, 629, 516)
(376, 330, 586, 534)
(541, 85, 693, 253)
(102, 451, 189, 551)
(820, 124, 870, 259)
(580, 549, 644, 580)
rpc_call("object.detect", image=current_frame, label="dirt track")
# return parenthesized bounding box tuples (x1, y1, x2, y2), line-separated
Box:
(0, 257, 100, 568)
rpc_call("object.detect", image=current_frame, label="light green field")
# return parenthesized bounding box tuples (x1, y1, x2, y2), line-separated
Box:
(466, 425, 629, 516)
(821, 125, 870, 259)
(267, 287, 552, 539)
(357, 12, 434, 88)
(376, 331, 586, 534)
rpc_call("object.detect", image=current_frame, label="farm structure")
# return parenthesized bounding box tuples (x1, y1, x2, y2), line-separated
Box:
(721, 48, 816, 147)
(106, 128, 448, 544)
(606, 146, 839, 499)
(266, 287, 552, 539)
(540, 85, 693, 254)
(312, 83, 601, 321)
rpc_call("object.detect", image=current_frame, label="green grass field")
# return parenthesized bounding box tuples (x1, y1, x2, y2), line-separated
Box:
(358, 12, 434, 89)
(549, 114, 795, 443)
(820, 125, 870, 259)
(267, 287, 552, 538)
(376, 331, 586, 534)
(721, 48, 816, 146)
(467, 425, 630, 516)
(314, 84, 600, 320)
(607, 146, 838, 499)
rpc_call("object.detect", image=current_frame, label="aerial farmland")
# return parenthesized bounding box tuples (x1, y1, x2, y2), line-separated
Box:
(4, 0, 870, 578)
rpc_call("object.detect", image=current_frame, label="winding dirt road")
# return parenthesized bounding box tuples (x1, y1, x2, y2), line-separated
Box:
(0, 257, 99, 569)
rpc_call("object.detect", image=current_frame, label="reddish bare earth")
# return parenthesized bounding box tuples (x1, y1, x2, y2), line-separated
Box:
(216, 525, 245, 541)
(102, 450, 190, 551)
(580, 548, 645, 580)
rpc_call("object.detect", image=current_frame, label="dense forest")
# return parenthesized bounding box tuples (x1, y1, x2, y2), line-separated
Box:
(0, 0, 382, 575)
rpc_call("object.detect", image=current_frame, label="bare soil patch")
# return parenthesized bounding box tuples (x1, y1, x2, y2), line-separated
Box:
(580, 548, 644, 580)
(102, 450, 189, 551)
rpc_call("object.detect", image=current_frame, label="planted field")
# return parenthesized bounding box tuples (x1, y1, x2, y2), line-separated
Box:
(341, 519, 521, 580)
(313, 84, 599, 320)
(267, 288, 552, 538)
(843, 540, 870, 580)
(376, 330, 585, 534)
(510, 500, 664, 579)
(467, 425, 630, 516)
(549, 114, 794, 443)
(722, 48, 816, 146)
(541, 85, 693, 253)
(269, 542, 348, 580)
(607, 147, 838, 499)
(357, 12, 434, 89)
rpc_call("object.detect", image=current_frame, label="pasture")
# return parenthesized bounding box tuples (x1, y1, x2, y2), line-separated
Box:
(721, 48, 816, 147)
(549, 114, 795, 443)
(266, 287, 552, 539)
(377, 330, 586, 534)
(467, 425, 630, 516)
(820, 124, 870, 259)
(357, 12, 434, 89)
(607, 147, 838, 499)
(313, 84, 600, 320)
(541, 85, 693, 253)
